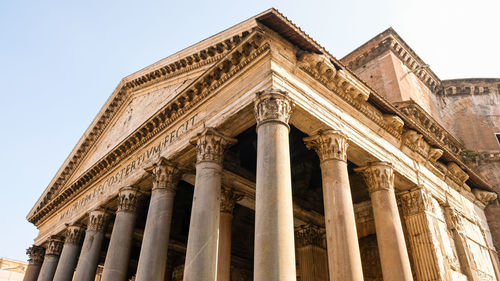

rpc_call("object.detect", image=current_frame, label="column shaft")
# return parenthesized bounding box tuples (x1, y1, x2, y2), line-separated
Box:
(73, 210, 109, 281)
(356, 162, 413, 281)
(23, 246, 45, 281)
(304, 130, 363, 281)
(254, 89, 296, 281)
(53, 225, 85, 281)
(37, 236, 64, 281)
(295, 225, 328, 281)
(217, 212, 232, 281)
(101, 187, 140, 281)
(183, 128, 236, 281)
(136, 159, 180, 281)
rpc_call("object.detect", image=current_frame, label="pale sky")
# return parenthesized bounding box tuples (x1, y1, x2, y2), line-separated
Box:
(1, 0, 499, 261)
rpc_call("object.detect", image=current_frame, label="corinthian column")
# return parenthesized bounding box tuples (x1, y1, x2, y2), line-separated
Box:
(23, 245, 45, 281)
(135, 158, 181, 281)
(183, 128, 236, 281)
(304, 130, 364, 281)
(217, 187, 243, 281)
(53, 225, 85, 281)
(101, 187, 140, 281)
(37, 236, 64, 281)
(355, 162, 413, 281)
(253, 89, 297, 281)
(73, 209, 109, 281)
(295, 225, 328, 281)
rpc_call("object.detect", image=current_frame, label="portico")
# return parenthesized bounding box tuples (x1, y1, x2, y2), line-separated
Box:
(24, 8, 500, 281)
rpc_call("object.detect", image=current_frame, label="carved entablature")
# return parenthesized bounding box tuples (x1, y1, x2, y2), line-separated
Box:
(303, 129, 348, 162)
(399, 186, 433, 216)
(87, 209, 109, 232)
(402, 129, 443, 163)
(45, 236, 64, 256)
(355, 162, 394, 193)
(190, 128, 237, 165)
(395, 101, 462, 157)
(446, 163, 469, 186)
(254, 89, 293, 128)
(30, 28, 269, 225)
(383, 115, 404, 136)
(117, 187, 140, 213)
(295, 224, 326, 248)
(462, 150, 500, 163)
(26, 245, 45, 265)
(145, 157, 181, 192)
(64, 224, 85, 245)
(472, 189, 497, 206)
(220, 187, 244, 214)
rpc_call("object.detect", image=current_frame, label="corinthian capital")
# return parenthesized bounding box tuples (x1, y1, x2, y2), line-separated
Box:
(398, 186, 433, 216)
(45, 236, 64, 256)
(295, 224, 325, 248)
(117, 186, 140, 213)
(303, 129, 348, 162)
(64, 224, 85, 245)
(254, 89, 293, 128)
(220, 187, 244, 214)
(145, 157, 181, 192)
(26, 245, 45, 265)
(87, 209, 109, 232)
(190, 128, 237, 165)
(355, 161, 394, 193)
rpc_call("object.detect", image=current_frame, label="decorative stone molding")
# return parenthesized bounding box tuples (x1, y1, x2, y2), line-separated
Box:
(446, 163, 469, 186)
(220, 187, 244, 214)
(117, 186, 140, 213)
(472, 189, 497, 206)
(295, 224, 326, 248)
(383, 115, 404, 135)
(29, 28, 269, 225)
(45, 236, 64, 256)
(254, 89, 293, 128)
(145, 157, 181, 192)
(395, 101, 462, 157)
(190, 127, 237, 165)
(64, 224, 85, 245)
(303, 129, 348, 162)
(354, 161, 394, 193)
(428, 148, 443, 163)
(445, 207, 466, 233)
(398, 186, 433, 216)
(26, 245, 45, 265)
(87, 209, 109, 232)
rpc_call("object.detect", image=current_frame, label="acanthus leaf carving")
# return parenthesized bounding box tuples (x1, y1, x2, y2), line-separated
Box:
(190, 128, 237, 165)
(117, 186, 140, 213)
(294, 224, 326, 248)
(399, 186, 434, 216)
(303, 129, 348, 162)
(355, 161, 394, 193)
(87, 209, 109, 232)
(26, 245, 45, 265)
(254, 89, 293, 128)
(64, 224, 85, 245)
(220, 187, 244, 214)
(45, 236, 64, 256)
(145, 157, 181, 192)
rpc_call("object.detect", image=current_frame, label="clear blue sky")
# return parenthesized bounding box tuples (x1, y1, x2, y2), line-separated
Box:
(1, 0, 498, 261)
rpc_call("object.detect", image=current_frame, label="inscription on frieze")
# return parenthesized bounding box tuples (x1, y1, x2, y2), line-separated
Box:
(58, 114, 198, 221)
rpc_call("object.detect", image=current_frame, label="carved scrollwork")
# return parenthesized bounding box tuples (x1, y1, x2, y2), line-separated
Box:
(45, 236, 64, 256)
(64, 224, 85, 245)
(145, 157, 181, 192)
(220, 187, 244, 214)
(427, 148, 443, 162)
(472, 189, 497, 206)
(254, 89, 293, 128)
(87, 209, 109, 232)
(383, 115, 404, 135)
(190, 128, 237, 165)
(117, 186, 140, 213)
(446, 163, 469, 186)
(295, 224, 326, 248)
(355, 161, 394, 193)
(303, 129, 348, 162)
(26, 245, 45, 265)
(399, 186, 433, 216)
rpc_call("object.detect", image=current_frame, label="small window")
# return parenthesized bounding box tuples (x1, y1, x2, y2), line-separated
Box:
(496, 133, 500, 145)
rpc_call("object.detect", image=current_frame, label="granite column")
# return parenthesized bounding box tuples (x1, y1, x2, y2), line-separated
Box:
(253, 89, 297, 281)
(36, 236, 64, 281)
(135, 158, 180, 281)
(23, 245, 45, 281)
(355, 162, 413, 281)
(53, 225, 85, 281)
(183, 128, 236, 281)
(304, 130, 364, 281)
(101, 187, 140, 281)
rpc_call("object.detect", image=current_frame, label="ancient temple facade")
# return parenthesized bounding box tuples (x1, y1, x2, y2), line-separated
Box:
(23, 8, 500, 281)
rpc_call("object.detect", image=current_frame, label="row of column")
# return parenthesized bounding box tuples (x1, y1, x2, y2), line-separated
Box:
(25, 89, 415, 281)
